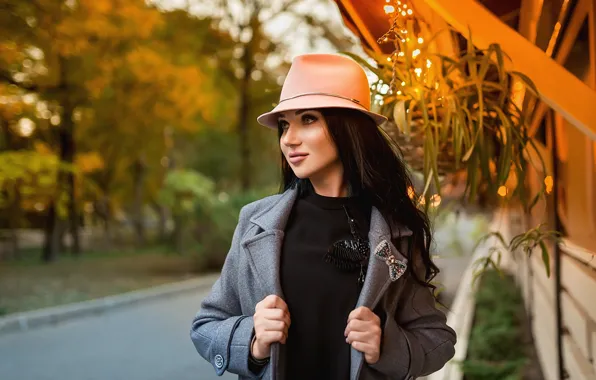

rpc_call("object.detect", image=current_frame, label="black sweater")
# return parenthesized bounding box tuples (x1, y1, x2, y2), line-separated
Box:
(280, 191, 372, 380)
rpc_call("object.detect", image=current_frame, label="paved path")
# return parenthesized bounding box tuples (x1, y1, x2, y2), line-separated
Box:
(432, 210, 486, 306)
(0, 288, 234, 380)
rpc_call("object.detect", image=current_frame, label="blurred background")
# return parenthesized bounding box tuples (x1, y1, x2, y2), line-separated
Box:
(0, 0, 595, 380)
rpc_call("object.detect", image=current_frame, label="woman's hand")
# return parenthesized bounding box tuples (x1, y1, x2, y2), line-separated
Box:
(252, 295, 291, 360)
(345, 306, 382, 364)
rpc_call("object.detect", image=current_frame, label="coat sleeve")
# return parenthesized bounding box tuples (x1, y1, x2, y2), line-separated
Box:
(368, 254, 456, 379)
(190, 206, 267, 378)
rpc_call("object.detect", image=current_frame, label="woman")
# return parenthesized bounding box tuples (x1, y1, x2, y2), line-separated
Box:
(190, 54, 456, 380)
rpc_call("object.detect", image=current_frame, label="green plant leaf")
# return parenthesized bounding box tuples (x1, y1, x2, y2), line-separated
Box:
(492, 44, 507, 83)
(539, 240, 551, 277)
(462, 139, 476, 162)
(473, 231, 504, 255)
(421, 168, 434, 198)
(468, 153, 479, 202)
(453, 114, 463, 169)
(510, 71, 539, 97)
(526, 138, 549, 176)
(477, 45, 493, 81)
(393, 100, 408, 134)
(406, 100, 416, 134)
(493, 106, 514, 184)
(466, 27, 478, 80)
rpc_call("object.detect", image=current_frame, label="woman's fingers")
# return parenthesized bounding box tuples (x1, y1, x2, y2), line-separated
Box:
(256, 295, 289, 313)
(257, 330, 287, 345)
(344, 318, 379, 336)
(344, 311, 382, 365)
(256, 319, 287, 333)
(350, 341, 380, 363)
(254, 295, 291, 347)
(345, 330, 373, 344)
(350, 340, 373, 352)
(255, 295, 291, 327)
(254, 309, 290, 337)
(347, 306, 380, 324)
(260, 308, 291, 325)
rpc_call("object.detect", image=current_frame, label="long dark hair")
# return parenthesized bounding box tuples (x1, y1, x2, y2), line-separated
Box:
(278, 108, 439, 288)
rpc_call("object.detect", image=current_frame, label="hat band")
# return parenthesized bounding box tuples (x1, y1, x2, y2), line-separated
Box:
(278, 92, 366, 109)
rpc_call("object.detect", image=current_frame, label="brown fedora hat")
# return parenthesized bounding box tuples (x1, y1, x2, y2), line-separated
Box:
(257, 54, 387, 128)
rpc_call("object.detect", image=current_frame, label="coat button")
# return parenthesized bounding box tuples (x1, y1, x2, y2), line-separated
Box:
(214, 354, 224, 369)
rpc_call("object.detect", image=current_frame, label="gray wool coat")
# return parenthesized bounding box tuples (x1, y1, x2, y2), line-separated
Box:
(190, 188, 456, 380)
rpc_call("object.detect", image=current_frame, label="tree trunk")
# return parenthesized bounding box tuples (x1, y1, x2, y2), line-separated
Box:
(43, 57, 81, 260)
(42, 123, 73, 261)
(238, 43, 253, 191)
(96, 196, 113, 250)
(7, 182, 22, 260)
(1, 119, 11, 149)
(132, 156, 147, 246)
(151, 200, 168, 243)
(171, 214, 185, 254)
(61, 101, 81, 256)
(97, 166, 115, 249)
(42, 205, 64, 262)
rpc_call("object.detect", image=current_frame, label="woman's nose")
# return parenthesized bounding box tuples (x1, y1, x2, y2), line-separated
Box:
(281, 125, 300, 146)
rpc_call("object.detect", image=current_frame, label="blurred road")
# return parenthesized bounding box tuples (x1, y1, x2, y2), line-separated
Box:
(0, 287, 234, 380)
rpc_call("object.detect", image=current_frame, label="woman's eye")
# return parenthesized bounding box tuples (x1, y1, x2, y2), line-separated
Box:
(302, 114, 317, 124)
(278, 120, 289, 130)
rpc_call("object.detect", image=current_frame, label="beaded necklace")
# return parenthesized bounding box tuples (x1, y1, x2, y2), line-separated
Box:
(323, 205, 370, 286)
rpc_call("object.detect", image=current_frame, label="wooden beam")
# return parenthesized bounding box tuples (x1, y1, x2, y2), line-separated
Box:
(518, 0, 544, 43)
(589, 0, 596, 88)
(421, 0, 596, 140)
(545, 0, 573, 57)
(500, 9, 521, 25)
(530, 0, 591, 134)
(513, 0, 545, 111)
(410, 1, 459, 58)
(336, 0, 384, 56)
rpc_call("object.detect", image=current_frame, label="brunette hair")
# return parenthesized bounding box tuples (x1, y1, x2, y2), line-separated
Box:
(278, 108, 439, 289)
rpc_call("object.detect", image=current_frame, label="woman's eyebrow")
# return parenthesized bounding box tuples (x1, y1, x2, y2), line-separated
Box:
(278, 109, 316, 119)
(295, 109, 315, 115)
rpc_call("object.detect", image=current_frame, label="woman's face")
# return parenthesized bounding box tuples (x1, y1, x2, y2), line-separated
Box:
(278, 109, 342, 181)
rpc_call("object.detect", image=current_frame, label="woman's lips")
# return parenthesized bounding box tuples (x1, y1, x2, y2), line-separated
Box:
(288, 154, 308, 164)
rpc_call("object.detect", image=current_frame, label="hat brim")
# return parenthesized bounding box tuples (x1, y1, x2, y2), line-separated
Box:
(256, 94, 388, 129)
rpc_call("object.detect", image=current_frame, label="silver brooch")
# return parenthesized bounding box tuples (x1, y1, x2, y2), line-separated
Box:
(374, 240, 407, 281)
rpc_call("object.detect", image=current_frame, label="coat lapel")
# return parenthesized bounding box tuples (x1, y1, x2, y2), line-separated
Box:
(357, 207, 413, 308)
(241, 188, 298, 380)
(242, 188, 298, 297)
(351, 206, 412, 380)
(242, 230, 285, 297)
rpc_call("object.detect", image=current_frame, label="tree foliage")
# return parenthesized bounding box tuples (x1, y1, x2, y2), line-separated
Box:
(0, 0, 354, 261)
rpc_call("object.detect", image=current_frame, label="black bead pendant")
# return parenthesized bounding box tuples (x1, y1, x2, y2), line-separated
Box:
(323, 205, 370, 286)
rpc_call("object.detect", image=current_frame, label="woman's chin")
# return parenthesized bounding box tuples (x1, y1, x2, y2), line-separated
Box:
(291, 168, 313, 179)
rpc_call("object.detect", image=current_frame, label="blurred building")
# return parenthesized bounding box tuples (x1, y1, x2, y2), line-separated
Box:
(331, 1, 596, 379)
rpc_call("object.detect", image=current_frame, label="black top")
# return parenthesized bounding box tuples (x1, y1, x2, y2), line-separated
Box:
(280, 191, 372, 380)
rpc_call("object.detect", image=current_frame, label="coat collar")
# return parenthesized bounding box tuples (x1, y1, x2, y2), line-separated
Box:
(249, 188, 299, 233)
(249, 187, 413, 238)
(243, 187, 414, 299)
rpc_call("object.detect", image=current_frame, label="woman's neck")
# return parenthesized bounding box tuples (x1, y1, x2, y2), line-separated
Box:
(309, 173, 349, 197)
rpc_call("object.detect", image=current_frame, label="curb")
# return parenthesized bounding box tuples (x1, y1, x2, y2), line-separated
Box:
(0, 273, 220, 336)
(426, 211, 501, 380)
